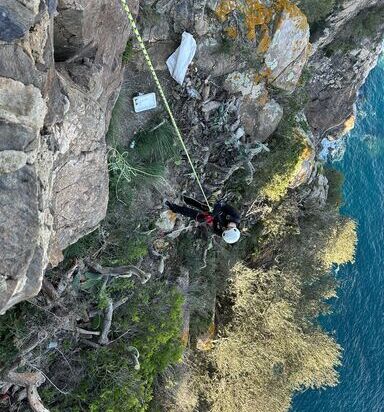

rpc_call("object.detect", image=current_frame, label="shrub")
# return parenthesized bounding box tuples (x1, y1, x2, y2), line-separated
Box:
(257, 127, 308, 202)
(54, 282, 184, 412)
(122, 41, 133, 64)
(202, 264, 341, 412)
(321, 217, 357, 268)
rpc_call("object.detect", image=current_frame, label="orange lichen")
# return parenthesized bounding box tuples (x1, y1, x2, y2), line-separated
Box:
(274, 0, 309, 31)
(257, 24, 271, 53)
(300, 144, 313, 161)
(225, 26, 238, 39)
(244, 0, 273, 41)
(215, 0, 238, 22)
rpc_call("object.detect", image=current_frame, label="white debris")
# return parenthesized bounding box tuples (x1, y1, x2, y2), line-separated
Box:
(166, 32, 197, 85)
(133, 93, 157, 113)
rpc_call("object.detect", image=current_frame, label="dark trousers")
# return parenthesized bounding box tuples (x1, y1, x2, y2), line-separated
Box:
(168, 203, 200, 220)
(183, 196, 210, 212)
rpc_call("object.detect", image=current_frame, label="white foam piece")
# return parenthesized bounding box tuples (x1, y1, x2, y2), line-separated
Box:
(133, 93, 157, 113)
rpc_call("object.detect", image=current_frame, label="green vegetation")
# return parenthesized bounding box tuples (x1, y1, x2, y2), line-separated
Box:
(122, 40, 133, 64)
(297, 0, 336, 24)
(69, 282, 183, 412)
(202, 264, 342, 412)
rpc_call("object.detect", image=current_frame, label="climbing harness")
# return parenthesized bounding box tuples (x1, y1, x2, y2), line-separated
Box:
(119, 0, 212, 211)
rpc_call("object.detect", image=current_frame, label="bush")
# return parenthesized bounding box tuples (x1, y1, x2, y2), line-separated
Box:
(51, 282, 184, 412)
(202, 264, 341, 412)
(257, 127, 308, 202)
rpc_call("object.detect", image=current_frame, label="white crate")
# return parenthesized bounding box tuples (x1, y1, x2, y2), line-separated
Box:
(133, 93, 157, 113)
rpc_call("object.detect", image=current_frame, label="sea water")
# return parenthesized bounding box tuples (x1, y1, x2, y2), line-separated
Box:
(292, 55, 384, 412)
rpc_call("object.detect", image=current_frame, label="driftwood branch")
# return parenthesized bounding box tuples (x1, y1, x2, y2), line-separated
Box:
(85, 260, 151, 284)
(27, 385, 50, 412)
(99, 301, 113, 345)
(76, 327, 100, 336)
(3, 371, 49, 412)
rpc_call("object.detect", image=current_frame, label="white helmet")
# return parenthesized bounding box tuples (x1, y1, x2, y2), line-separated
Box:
(222, 227, 241, 244)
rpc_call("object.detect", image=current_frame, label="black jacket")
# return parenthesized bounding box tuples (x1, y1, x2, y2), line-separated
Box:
(211, 200, 241, 235)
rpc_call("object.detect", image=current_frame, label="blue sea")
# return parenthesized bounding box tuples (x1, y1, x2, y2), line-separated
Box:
(292, 55, 384, 412)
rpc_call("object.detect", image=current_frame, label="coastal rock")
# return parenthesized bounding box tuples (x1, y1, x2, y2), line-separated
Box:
(253, 99, 284, 142)
(306, 3, 384, 137)
(304, 174, 329, 209)
(156, 210, 177, 232)
(224, 71, 267, 99)
(0, 0, 137, 313)
(224, 71, 282, 140)
(265, 2, 310, 92)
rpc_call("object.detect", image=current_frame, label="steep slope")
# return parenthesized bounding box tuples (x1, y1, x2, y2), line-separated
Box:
(0, 0, 137, 313)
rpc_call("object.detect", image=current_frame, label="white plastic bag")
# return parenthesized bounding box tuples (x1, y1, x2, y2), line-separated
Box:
(166, 32, 197, 85)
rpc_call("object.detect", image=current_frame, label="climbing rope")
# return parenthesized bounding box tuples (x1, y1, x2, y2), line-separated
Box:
(119, 0, 212, 211)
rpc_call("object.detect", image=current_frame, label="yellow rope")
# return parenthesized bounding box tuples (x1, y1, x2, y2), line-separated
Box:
(119, 0, 211, 211)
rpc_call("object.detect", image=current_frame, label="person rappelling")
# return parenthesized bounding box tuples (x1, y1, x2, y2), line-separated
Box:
(166, 196, 241, 244)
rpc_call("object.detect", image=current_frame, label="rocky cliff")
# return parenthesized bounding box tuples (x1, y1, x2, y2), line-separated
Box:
(0, 0, 137, 313)
(306, 0, 384, 137)
(0, 0, 382, 313)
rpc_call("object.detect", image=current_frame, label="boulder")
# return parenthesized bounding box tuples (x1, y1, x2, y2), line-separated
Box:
(224, 71, 283, 140)
(0, 0, 138, 313)
(254, 99, 284, 142)
(156, 210, 177, 232)
(304, 174, 329, 210)
(265, 2, 310, 92)
(224, 70, 267, 99)
(240, 97, 283, 141)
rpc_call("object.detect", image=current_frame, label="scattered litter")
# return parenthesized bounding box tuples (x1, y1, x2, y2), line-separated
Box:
(133, 93, 157, 113)
(166, 32, 197, 85)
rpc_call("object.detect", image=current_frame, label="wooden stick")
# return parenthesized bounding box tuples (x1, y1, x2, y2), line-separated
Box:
(99, 301, 113, 345)
(27, 385, 50, 412)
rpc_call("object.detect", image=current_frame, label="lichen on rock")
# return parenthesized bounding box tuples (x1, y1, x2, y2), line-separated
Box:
(265, 1, 310, 92)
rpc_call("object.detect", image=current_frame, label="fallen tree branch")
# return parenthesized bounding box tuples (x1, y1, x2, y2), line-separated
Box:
(85, 260, 151, 284)
(57, 262, 81, 296)
(27, 385, 50, 412)
(76, 327, 100, 336)
(99, 301, 113, 345)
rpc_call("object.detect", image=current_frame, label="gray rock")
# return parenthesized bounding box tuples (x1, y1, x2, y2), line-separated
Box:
(265, 3, 310, 93)
(0, 0, 138, 312)
(0, 6, 26, 42)
(306, 2, 384, 137)
(0, 150, 28, 175)
(142, 17, 170, 43)
(304, 174, 329, 209)
(254, 100, 283, 142)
